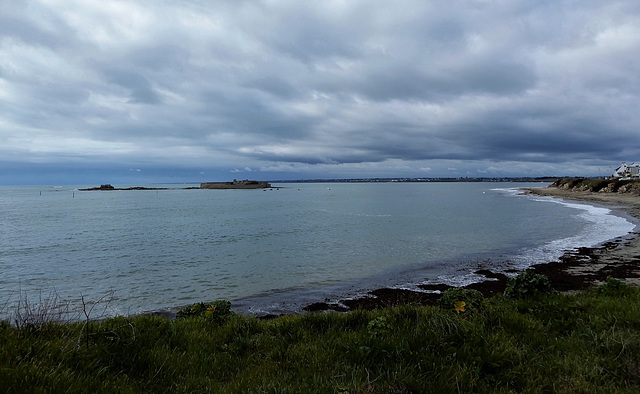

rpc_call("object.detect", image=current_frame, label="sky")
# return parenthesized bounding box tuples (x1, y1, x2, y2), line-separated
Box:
(1, 0, 639, 185)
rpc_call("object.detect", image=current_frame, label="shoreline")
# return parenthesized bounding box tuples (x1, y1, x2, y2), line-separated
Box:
(302, 186, 640, 314)
(524, 187, 640, 287)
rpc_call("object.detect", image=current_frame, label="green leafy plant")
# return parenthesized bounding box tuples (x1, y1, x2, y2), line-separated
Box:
(504, 270, 555, 299)
(438, 288, 484, 314)
(366, 316, 390, 338)
(596, 277, 632, 297)
(176, 300, 234, 322)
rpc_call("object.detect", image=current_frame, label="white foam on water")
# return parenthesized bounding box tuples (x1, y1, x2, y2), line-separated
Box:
(511, 194, 636, 269)
(433, 271, 495, 288)
(490, 187, 523, 196)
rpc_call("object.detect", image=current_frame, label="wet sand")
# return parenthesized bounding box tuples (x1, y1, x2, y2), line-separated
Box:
(303, 186, 640, 313)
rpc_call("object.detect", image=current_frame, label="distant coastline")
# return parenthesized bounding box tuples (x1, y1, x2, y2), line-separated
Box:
(77, 177, 562, 192)
(269, 176, 559, 183)
(78, 177, 560, 191)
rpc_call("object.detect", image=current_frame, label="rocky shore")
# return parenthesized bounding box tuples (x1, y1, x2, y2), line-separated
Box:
(304, 181, 640, 313)
(523, 184, 640, 288)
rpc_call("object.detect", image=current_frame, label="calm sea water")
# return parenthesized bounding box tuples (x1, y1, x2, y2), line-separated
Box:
(0, 182, 635, 318)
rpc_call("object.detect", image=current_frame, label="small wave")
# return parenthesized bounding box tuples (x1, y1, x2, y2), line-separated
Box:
(490, 187, 527, 196)
(511, 197, 635, 268)
(390, 284, 443, 293)
(433, 271, 495, 288)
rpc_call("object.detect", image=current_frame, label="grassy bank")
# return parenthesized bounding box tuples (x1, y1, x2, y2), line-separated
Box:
(2, 280, 639, 393)
(552, 177, 640, 193)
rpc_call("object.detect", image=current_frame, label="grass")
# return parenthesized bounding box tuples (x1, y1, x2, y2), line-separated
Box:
(1, 282, 640, 393)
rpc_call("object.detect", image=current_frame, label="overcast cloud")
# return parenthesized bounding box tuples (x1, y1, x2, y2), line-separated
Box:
(1, 0, 639, 184)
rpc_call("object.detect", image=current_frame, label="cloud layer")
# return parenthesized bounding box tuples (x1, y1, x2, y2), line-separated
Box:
(1, 0, 639, 183)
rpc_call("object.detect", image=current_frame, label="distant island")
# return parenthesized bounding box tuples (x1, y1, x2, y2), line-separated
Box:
(78, 184, 174, 191)
(200, 179, 271, 189)
(79, 180, 272, 191)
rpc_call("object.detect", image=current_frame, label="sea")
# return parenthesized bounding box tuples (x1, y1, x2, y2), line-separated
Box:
(0, 182, 636, 319)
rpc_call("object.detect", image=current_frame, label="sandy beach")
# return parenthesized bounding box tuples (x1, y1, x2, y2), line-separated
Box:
(304, 185, 640, 313)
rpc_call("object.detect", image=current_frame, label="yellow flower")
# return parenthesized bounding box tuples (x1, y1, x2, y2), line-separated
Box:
(205, 305, 216, 318)
(454, 301, 466, 314)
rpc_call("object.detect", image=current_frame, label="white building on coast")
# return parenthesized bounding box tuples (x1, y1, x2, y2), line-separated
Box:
(613, 162, 640, 178)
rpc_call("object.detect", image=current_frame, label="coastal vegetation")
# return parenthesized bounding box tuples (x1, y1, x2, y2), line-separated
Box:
(2, 275, 639, 392)
(553, 177, 640, 194)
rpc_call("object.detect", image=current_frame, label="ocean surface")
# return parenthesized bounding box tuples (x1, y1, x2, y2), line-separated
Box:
(0, 182, 636, 319)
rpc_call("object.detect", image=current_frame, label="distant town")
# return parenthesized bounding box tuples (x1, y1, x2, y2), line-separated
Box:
(273, 163, 640, 183)
(269, 177, 559, 184)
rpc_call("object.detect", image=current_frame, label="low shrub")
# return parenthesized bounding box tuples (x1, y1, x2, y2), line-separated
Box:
(438, 288, 484, 314)
(504, 270, 555, 298)
(176, 300, 234, 322)
(366, 316, 391, 338)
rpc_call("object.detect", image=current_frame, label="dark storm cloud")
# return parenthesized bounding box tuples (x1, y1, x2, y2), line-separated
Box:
(1, 0, 639, 183)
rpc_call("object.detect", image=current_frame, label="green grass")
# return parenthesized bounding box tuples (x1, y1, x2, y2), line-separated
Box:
(2, 284, 640, 393)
